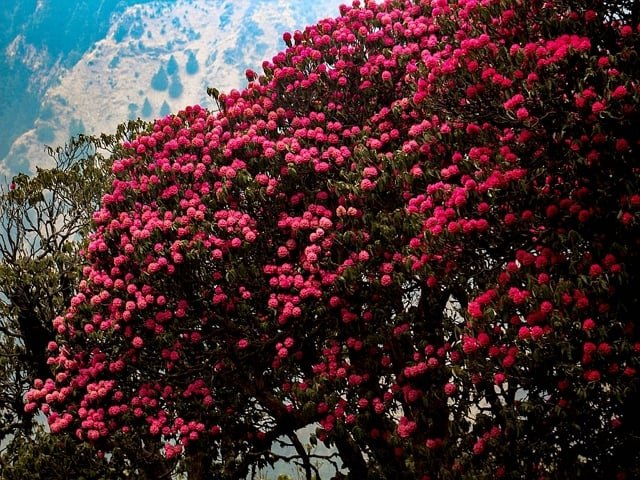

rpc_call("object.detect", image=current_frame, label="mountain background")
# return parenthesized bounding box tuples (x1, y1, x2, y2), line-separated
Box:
(0, 0, 345, 175)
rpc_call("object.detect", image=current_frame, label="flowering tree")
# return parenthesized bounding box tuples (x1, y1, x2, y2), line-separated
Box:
(29, 0, 640, 478)
(0, 126, 157, 479)
(0, 135, 110, 447)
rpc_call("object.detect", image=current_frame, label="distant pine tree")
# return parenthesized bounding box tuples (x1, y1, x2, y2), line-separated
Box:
(186, 51, 199, 75)
(159, 101, 170, 117)
(169, 76, 183, 99)
(141, 98, 152, 118)
(167, 55, 179, 75)
(151, 66, 168, 91)
(68, 118, 85, 137)
(127, 102, 138, 120)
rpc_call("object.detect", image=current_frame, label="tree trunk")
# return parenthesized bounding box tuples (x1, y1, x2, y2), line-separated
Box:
(186, 450, 209, 480)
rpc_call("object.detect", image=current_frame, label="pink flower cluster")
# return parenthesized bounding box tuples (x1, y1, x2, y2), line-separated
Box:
(27, 0, 640, 477)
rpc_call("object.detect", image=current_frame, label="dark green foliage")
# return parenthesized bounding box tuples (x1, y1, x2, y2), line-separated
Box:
(1, 427, 134, 480)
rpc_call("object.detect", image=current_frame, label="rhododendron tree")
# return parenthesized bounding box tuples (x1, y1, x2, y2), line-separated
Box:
(0, 126, 157, 479)
(30, 0, 640, 478)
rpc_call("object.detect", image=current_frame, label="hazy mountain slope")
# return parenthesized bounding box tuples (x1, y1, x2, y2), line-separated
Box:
(0, 0, 160, 169)
(1, 0, 344, 174)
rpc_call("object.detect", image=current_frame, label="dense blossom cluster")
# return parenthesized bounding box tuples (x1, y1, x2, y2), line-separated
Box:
(29, 0, 640, 478)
